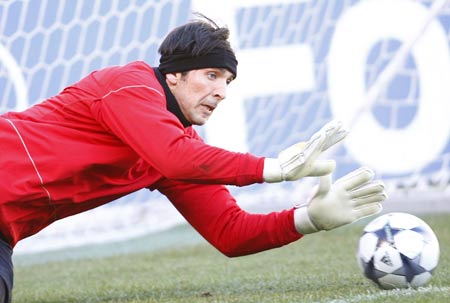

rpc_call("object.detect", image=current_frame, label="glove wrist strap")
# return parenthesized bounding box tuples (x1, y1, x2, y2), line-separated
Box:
(294, 206, 320, 234)
(262, 158, 283, 183)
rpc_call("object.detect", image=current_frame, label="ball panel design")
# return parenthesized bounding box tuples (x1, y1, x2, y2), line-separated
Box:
(419, 242, 440, 271)
(388, 212, 421, 230)
(378, 274, 407, 290)
(358, 232, 378, 262)
(410, 271, 432, 288)
(372, 243, 403, 274)
(394, 229, 424, 259)
(361, 259, 387, 281)
(364, 214, 389, 232)
(356, 212, 440, 290)
(412, 224, 439, 246)
(393, 254, 427, 282)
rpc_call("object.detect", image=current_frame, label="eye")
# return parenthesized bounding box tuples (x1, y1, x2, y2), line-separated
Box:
(207, 72, 217, 80)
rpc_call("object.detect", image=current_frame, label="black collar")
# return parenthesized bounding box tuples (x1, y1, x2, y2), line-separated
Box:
(153, 67, 191, 128)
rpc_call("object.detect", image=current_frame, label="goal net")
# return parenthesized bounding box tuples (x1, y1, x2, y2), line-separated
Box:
(0, 0, 448, 254)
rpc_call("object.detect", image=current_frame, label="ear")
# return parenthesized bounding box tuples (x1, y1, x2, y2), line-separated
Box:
(165, 73, 178, 86)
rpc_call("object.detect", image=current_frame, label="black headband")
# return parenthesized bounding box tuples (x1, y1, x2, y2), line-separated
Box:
(158, 49, 238, 78)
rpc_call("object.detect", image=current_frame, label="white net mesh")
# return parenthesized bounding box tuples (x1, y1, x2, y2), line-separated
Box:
(0, 0, 448, 253)
(0, 0, 190, 111)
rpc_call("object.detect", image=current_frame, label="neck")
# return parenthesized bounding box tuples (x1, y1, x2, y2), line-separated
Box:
(153, 68, 191, 128)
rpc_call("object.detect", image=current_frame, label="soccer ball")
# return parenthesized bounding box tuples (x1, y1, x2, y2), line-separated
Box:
(356, 212, 439, 289)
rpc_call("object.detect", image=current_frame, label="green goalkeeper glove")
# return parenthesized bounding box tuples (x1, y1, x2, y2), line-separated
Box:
(294, 167, 387, 234)
(263, 120, 348, 183)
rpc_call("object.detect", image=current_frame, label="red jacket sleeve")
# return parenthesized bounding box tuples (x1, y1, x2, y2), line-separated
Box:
(153, 179, 303, 257)
(96, 82, 264, 186)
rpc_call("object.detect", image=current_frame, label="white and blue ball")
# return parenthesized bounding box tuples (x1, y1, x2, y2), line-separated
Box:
(356, 212, 439, 289)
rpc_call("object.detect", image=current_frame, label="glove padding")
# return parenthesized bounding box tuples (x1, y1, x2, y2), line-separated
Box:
(263, 120, 348, 183)
(294, 167, 387, 234)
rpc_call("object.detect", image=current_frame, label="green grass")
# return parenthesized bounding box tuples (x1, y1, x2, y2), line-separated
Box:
(12, 213, 450, 303)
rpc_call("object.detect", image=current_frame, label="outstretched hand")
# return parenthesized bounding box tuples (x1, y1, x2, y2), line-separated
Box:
(263, 120, 348, 183)
(294, 167, 387, 234)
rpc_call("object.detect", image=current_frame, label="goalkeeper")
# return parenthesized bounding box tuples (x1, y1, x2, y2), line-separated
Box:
(0, 15, 386, 303)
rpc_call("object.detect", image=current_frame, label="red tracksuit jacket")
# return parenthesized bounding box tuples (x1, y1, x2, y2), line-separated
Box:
(0, 61, 302, 255)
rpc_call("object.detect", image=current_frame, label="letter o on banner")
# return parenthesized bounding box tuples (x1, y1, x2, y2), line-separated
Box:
(328, 0, 450, 174)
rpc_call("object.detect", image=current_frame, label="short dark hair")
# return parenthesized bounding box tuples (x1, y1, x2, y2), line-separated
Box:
(158, 14, 234, 57)
(157, 14, 238, 77)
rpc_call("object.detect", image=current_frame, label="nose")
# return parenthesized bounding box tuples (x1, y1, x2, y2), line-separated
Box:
(213, 80, 227, 101)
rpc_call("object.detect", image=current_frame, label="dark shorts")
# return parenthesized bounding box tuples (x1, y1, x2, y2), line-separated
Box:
(0, 236, 13, 303)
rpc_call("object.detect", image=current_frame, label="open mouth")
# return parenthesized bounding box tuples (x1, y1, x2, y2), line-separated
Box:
(203, 104, 215, 113)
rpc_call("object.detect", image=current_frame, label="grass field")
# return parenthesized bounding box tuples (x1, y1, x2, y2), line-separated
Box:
(12, 213, 450, 303)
